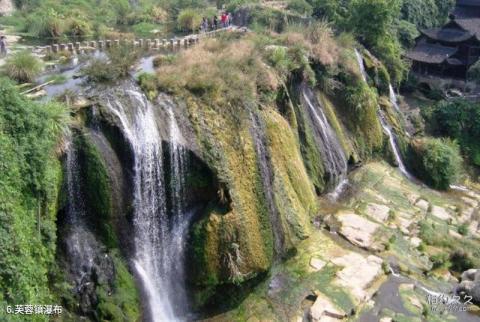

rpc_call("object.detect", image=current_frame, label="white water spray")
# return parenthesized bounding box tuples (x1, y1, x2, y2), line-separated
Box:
(106, 87, 190, 322)
(301, 85, 348, 196)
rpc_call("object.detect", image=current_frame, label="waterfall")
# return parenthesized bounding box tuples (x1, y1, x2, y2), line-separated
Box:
(301, 85, 348, 196)
(106, 86, 190, 322)
(389, 84, 400, 112)
(250, 112, 285, 257)
(64, 141, 101, 293)
(355, 48, 368, 82)
(378, 112, 414, 180)
(354, 49, 413, 180)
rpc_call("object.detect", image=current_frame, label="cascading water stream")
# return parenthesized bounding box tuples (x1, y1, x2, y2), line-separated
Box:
(301, 85, 348, 198)
(355, 48, 367, 82)
(250, 112, 285, 256)
(377, 113, 414, 180)
(64, 141, 100, 292)
(389, 84, 400, 113)
(105, 86, 191, 322)
(354, 49, 414, 180)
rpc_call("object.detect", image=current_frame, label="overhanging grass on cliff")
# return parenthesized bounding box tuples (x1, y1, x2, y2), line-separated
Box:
(0, 77, 69, 309)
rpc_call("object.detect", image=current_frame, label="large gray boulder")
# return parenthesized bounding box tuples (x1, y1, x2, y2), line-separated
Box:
(457, 269, 480, 304)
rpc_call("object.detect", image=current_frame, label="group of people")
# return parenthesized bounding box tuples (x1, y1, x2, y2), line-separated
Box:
(201, 12, 233, 32)
(0, 35, 7, 57)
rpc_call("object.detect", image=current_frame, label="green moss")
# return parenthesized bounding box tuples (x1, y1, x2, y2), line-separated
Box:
(76, 132, 116, 248)
(289, 84, 327, 192)
(264, 108, 316, 243)
(96, 253, 140, 322)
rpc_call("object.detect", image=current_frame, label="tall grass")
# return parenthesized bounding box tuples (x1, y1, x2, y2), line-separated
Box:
(3, 51, 43, 83)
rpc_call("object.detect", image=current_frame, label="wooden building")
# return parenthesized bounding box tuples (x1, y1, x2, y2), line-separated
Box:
(406, 0, 480, 79)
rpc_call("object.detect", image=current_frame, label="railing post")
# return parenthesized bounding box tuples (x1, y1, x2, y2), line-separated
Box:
(98, 40, 104, 49)
(114, 39, 120, 47)
(52, 44, 58, 53)
(169, 39, 174, 51)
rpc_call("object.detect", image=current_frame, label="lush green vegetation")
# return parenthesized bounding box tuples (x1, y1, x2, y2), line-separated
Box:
(0, 77, 69, 311)
(408, 137, 463, 189)
(2, 51, 43, 83)
(82, 44, 140, 82)
(423, 99, 480, 167)
(1, 0, 214, 39)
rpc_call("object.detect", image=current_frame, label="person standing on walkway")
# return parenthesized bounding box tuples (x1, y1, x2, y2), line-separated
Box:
(201, 17, 208, 32)
(221, 12, 227, 28)
(213, 16, 218, 30)
(0, 36, 7, 57)
(228, 12, 233, 27)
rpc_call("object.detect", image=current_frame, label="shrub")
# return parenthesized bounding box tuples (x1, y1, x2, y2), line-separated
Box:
(287, 0, 313, 16)
(152, 54, 176, 68)
(177, 8, 202, 32)
(137, 72, 158, 100)
(430, 253, 450, 269)
(409, 138, 463, 190)
(82, 44, 140, 82)
(450, 249, 474, 273)
(397, 19, 420, 48)
(458, 223, 469, 236)
(65, 17, 92, 37)
(27, 8, 64, 38)
(132, 22, 157, 36)
(467, 60, 480, 83)
(424, 99, 480, 167)
(3, 51, 43, 83)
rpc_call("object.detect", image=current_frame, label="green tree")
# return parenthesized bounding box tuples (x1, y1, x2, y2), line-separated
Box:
(347, 0, 401, 47)
(410, 138, 463, 189)
(425, 99, 480, 166)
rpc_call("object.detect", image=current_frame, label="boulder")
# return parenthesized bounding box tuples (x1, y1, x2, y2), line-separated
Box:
(457, 269, 480, 304)
(310, 292, 346, 322)
(337, 212, 379, 250)
(366, 203, 390, 222)
(415, 199, 429, 212)
(431, 205, 451, 221)
(409, 237, 422, 248)
(331, 252, 383, 303)
(449, 229, 463, 239)
(310, 257, 326, 271)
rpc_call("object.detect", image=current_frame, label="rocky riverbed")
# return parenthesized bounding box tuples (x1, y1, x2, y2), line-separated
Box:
(210, 162, 480, 322)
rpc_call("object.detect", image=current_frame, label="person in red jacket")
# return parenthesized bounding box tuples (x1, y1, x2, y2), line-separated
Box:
(221, 12, 227, 28)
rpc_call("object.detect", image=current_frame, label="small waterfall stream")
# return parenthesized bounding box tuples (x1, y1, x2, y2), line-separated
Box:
(301, 85, 348, 197)
(106, 86, 191, 321)
(389, 84, 400, 113)
(65, 143, 98, 287)
(250, 112, 285, 257)
(354, 49, 414, 180)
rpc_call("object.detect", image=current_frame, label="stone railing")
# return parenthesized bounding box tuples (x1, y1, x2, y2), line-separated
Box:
(37, 28, 231, 55)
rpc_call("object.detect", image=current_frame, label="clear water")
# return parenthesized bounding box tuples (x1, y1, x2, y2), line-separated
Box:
(105, 85, 190, 321)
(301, 85, 348, 195)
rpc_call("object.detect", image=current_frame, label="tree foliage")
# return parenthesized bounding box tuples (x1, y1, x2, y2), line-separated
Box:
(410, 138, 463, 189)
(424, 99, 480, 167)
(0, 78, 69, 308)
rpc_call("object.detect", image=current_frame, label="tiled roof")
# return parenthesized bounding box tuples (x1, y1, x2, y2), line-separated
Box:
(457, 0, 480, 7)
(455, 17, 480, 39)
(421, 27, 475, 42)
(405, 43, 458, 64)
